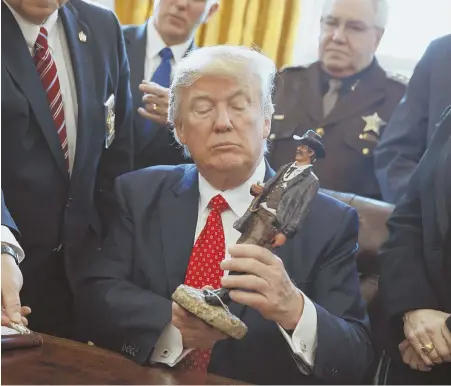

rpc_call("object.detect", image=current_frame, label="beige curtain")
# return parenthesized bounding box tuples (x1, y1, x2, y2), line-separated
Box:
(115, 0, 301, 68)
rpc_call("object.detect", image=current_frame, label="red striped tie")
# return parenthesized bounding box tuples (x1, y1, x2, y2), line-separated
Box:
(33, 27, 69, 171)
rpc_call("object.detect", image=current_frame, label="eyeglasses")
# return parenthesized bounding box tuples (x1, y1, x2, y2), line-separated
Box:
(320, 17, 379, 37)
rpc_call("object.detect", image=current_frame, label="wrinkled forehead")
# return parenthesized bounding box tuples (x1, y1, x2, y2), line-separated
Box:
(323, 0, 377, 25)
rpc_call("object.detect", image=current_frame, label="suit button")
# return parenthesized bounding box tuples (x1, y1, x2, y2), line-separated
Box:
(269, 133, 276, 140)
(362, 147, 370, 155)
(315, 127, 325, 137)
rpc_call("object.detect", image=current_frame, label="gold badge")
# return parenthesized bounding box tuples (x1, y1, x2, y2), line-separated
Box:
(315, 127, 325, 137)
(362, 112, 385, 137)
(78, 31, 87, 43)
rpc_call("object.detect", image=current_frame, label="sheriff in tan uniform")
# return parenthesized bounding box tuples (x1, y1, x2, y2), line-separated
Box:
(268, 60, 406, 200)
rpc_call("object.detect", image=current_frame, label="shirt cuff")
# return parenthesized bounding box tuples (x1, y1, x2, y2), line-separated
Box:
(1, 226, 25, 263)
(278, 291, 318, 373)
(149, 323, 192, 367)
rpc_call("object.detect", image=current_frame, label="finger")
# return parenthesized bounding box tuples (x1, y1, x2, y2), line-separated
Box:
(2, 286, 22, 323)
(228, 244, 280, 266)
(441, 326, 451, 362)
(221, 274, 268, 293)
(229, 289, 268, 311)
(140, 82, 169, 98)
(137, 107, 168, 124)
(220, 257, 271, 279)
(405, 331, 434, 366)
(403, 346, 417, 369)
(1, 313, 11, 326)
(430, 332, 449, 364)
(142, 94, 169, 108)
(141, 100, 168, 118)
(398, 339, 410, 354)
(21, 316, 28, 327)
(21, 306, 32, 316)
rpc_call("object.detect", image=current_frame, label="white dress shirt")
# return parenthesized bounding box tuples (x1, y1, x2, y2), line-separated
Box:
(4, 1, 78, 173)
(144, 19, 193, 81)
(1, 226, 25, 264)
(150, 159, 318, 373)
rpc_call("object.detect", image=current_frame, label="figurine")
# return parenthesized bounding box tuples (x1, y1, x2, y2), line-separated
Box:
(205, 130, 325, 306)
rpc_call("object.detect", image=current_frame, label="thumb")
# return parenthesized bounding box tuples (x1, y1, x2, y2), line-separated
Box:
(2, 287, 22, 324)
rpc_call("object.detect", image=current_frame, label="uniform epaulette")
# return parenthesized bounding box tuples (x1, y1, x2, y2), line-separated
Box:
(386, 72, 409, 86)
(279, 64, 307, 73)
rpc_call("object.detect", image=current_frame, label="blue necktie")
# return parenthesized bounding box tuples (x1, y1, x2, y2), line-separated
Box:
(141, 47, 174, 144)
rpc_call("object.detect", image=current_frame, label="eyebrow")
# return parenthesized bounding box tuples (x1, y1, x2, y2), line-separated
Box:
(323, 16, 369, 26)
(189, 90, 251, 105)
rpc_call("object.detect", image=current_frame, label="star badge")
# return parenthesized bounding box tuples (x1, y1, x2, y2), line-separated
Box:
(78, 31, 87, 43)
(362, 112, 385, 137)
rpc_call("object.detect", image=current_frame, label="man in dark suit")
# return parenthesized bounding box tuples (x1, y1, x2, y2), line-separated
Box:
(268, 0, 406, 200)
(1, 190, 28, 327)
(374, 34, 451, 204)
(2, 0, 133, 338)
(76, 46, 372, 384)
(379, 106, 451, 384)
(123, 0, 218, 169)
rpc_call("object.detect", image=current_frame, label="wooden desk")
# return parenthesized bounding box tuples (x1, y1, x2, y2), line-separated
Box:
(2, 334, 246, 385)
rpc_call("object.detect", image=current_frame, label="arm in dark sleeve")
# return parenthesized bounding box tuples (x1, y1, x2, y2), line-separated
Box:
(95, 11, 134, 236)
(1, 189, 18, 236)
(75, 177, 172, 365)
(374, 42, 433, 204)
(311, 207, 373, 383)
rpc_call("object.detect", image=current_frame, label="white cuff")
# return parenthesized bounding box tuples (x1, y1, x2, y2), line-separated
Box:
(278, 291, 318, 373)
(149, 323, 192, 367)
(1, 226, 24, 263)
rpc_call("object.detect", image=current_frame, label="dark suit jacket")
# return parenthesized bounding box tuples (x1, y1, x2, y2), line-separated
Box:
(235, 164, 319, 238)
(1, 1, 133, 288)
(375, 34, 451, 204)
(76, 164, 373, 384)
(1, 190, 18, 236)
(379, 106, 451, 382)
(122, 21, 192, 169)
(268, 60, 406, 200)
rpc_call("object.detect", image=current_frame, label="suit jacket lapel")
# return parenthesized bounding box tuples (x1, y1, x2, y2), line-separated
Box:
(59, 3, 95, 179)
(160, 166, 200, 295)
(2, 3, 69, 181)
(324, 62, 386, 126)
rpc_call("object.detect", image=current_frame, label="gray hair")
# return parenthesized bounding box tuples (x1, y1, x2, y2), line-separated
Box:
(168, 45, 276, 157)
(322, 0, 389, 29)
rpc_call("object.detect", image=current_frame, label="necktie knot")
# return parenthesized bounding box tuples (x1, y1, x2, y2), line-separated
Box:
(328, 78, 342, 92)
(35, 27, 49, 52)
(209, 195, 229, 214)
(159, 47, 174, 62)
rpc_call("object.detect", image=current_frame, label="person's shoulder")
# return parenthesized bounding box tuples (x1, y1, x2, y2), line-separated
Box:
(117, 164, 195, 194)
(385, 71, 409, 90)
(428, 33, 451, 52)
(122, 23, 141, 37)
(311, 191, 357, 229)
(69, 0, 114, 19)
(277, 63, 310, 81)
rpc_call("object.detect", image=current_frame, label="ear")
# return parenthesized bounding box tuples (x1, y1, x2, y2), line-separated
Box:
(175, 119, 186, 145)
(203, 2, 219, 24)
(374, 28, 385, 49)
(263, 118, 271, 139)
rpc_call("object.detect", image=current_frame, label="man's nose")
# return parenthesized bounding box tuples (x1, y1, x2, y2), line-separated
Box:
(332, 25, 346, 43)
(214, 108, 232, 132)
(173, 0, 189, 9)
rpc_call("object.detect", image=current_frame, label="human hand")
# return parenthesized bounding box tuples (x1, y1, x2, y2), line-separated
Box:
(250, 183, 264, 197)
(1, 253, 24, 324)
(172, 302, 227, 349)
(271, 232, 287, 248)
(1, 306, 31, 327)
(399, 339, 432, 372)
(403, 309, 451, 365)
(221, 244, 304, 330)
(138, 82, 169, 126)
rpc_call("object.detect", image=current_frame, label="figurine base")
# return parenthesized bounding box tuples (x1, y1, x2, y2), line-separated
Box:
(172, 285, 248, 339)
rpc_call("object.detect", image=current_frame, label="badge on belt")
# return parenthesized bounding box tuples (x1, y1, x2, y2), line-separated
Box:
(104, 94, 116, 149)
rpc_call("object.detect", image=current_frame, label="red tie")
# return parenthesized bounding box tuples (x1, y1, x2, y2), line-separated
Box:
(33, 27, 69, 171)
(181, 194, 229, 372)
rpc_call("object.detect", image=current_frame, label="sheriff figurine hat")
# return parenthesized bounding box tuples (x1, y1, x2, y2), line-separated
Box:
(293, 130, 326, 158)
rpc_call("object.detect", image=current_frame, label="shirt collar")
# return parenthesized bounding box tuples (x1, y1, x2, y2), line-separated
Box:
(198, 158, 267, 218)
(290, 162, 311, 171)
(3, 0, 59, 50)
(146, 18, 193, 64)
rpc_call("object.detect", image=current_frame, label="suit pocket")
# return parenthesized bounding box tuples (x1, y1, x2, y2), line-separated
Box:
(343, 130, 378, 157)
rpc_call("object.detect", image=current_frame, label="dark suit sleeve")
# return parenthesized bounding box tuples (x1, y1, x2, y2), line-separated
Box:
(374, 42, 434, 204)
(310, 207, 373, 383)
(75, 177, 172, 365)
(95, 11, 134, 236)
(1, 190, 18, 236)
(378, 183, 439, 347)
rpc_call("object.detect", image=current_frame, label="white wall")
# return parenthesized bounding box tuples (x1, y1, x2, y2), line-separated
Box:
(293, 0, 451, 78)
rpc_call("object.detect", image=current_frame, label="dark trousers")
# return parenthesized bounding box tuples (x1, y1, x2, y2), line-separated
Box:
(236, 207, 278, 249)
(388, 361, 451, 385)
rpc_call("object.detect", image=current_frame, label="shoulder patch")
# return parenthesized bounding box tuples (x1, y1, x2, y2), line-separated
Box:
(386, 72, 409, 86)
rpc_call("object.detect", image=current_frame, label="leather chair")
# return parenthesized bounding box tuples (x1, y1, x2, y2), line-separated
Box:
(320, 189, 394, 305)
